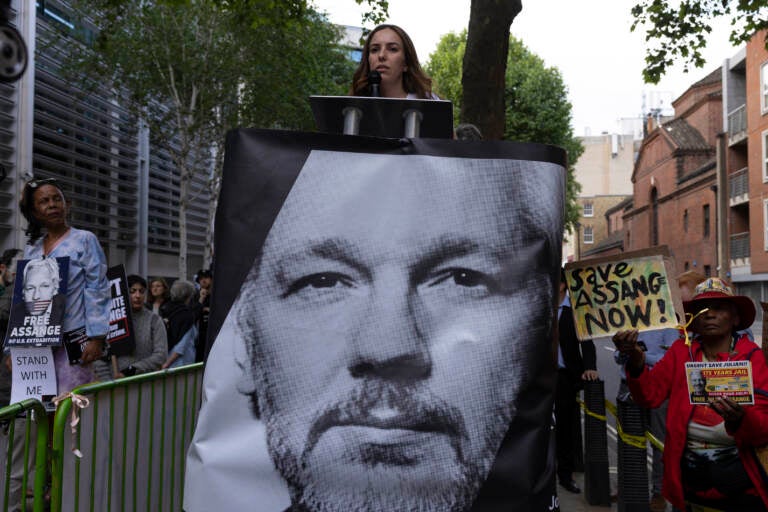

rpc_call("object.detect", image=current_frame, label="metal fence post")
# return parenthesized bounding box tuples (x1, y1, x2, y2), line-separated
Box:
(50, 363, 204, 512)
(0, 399, 50, 512)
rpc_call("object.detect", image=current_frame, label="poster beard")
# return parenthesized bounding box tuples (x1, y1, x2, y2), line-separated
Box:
(257, 379, 506, 512)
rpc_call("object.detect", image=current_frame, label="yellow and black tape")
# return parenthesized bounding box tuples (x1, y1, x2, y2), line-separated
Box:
(577, 398, 665, 452)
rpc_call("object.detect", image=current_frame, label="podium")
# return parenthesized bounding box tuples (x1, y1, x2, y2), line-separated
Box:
(310, 95, 454, 139)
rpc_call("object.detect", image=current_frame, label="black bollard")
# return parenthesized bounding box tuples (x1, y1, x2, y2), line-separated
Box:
(582, 379, 611, 506)
(617, 400, 650, 512)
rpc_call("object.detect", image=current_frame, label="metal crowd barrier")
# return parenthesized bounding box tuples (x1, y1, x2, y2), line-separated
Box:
(579, 390, 666, 512)
(50, 363, 204, 512)
(0, 399, 49, 512)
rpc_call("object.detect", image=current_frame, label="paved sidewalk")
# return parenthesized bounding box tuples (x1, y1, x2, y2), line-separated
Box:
(556, 472, 615, 512)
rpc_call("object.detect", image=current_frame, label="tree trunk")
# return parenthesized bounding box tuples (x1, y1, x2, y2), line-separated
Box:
(203, 141, 224, 269)
(178, 161, 190, 281)
(461, 0, 522, 140)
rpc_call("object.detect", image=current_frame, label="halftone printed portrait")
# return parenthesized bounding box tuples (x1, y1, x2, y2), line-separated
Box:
(185, 130, 566, 512)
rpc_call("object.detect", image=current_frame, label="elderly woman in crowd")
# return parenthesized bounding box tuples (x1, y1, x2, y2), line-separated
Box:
(613, 278, 768, 511)
(161, 279, 197, 369)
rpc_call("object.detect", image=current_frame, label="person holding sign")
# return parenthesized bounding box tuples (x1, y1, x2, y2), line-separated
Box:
(18, 177, 111, 395)
(613, 278, 768, 511)
(96, 275, 167, 378)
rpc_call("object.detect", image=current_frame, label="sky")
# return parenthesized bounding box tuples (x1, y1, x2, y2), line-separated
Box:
(311, 0, 742, 137)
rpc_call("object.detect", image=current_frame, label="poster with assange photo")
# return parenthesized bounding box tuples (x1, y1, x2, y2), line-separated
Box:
(5, 256, 69, 347)
(184, 129, 566, 512)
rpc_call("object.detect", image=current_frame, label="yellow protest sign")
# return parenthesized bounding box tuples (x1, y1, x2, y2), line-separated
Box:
(564, 247, 681, 340)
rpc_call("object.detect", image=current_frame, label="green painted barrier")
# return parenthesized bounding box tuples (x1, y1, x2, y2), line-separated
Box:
(0, 399, 50, 512)
(50, 363, 203, 512)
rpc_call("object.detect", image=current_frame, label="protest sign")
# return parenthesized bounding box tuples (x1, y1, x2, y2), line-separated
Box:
(685, 361, 754, 405)
(4, 257, 69, 347)
(105, 265, 135, 356)
(564, 247, 681, 341)
(10, 346, 57, 403)
(184, 129, 566, 512)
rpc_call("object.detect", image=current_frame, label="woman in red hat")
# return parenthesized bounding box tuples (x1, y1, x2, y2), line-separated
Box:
(614, 277, 768, 511)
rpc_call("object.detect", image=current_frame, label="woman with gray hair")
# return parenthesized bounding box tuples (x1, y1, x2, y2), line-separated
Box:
(161, 279, 198, 369)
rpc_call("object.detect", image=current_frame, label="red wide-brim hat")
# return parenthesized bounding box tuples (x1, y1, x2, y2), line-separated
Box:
(682, 278, 756, 331)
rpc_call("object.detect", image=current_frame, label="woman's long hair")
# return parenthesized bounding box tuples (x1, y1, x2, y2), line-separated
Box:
(148, 277, 171, 303)
(350, 24, 433, 99)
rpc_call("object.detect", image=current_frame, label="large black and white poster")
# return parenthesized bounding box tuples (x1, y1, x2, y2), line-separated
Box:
(185, 129, 566, 512)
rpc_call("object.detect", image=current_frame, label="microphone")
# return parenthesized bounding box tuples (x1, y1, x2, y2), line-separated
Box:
(368, 70, 381, 97)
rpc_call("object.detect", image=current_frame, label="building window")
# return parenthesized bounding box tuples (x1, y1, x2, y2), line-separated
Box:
(763, 63, 768, 114)
(763, 130, 768, 182)
(703, 204, 710, 239)
(583, 226, 594, 244)
(704, 265, 711, 277)
(683, 209, 688, 232)
(764, 199, 768, 250)
(583, 202, 593, 217)
(684, 261, 690, 271)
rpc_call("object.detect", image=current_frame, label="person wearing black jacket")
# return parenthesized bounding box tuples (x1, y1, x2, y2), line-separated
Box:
(160, 280, 197, 368)
(555, 268, 598, 494)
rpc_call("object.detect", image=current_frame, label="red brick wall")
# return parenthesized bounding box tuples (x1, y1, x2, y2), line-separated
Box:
(625, 78, 720, 275)
(747, 30, 768, 273)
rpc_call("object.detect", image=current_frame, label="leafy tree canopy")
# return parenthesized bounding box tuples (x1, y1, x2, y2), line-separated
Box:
(426, 31, 584, 234)
(631, 0, 768, 84)
(60, 0, 362, 276)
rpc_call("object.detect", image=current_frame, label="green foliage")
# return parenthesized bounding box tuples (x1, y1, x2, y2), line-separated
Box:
(424, 31, 465, 123)
(426, 32, 584, 235)
(354, 0, 389, 27)
(631, 0, 768, 84)
(61, 0, 359, 276)
(66, 0, 353, 137)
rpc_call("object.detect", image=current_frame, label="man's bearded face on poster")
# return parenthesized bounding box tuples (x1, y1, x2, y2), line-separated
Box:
(22, 259, 59, 316)
(237, 152, 558, 512)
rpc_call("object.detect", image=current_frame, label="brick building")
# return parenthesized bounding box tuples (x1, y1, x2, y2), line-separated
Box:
(724, 29, 768, 319)
(623, 70, 722, 278)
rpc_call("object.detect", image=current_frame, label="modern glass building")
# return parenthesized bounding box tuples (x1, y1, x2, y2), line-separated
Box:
(0, 0, 211, 279)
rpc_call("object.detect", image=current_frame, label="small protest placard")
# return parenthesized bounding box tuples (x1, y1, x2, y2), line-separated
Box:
(4, 257, 70, 347)
(63, 326, 92, 365)
(106, 265, 135, 357)
(10, 346, 57, 403)
(685, 361, 754, 405)
(564, 247, 681, 341)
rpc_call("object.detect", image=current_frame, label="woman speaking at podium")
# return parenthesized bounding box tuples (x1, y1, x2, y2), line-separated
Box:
(350, 24, 439, 100)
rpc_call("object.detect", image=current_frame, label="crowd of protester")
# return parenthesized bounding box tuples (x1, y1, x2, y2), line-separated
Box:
(4, 173, 768, 512)
(0, 178, 212, 398)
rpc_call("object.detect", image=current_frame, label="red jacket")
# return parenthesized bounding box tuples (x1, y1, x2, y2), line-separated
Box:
(627, 333, 768, 510)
